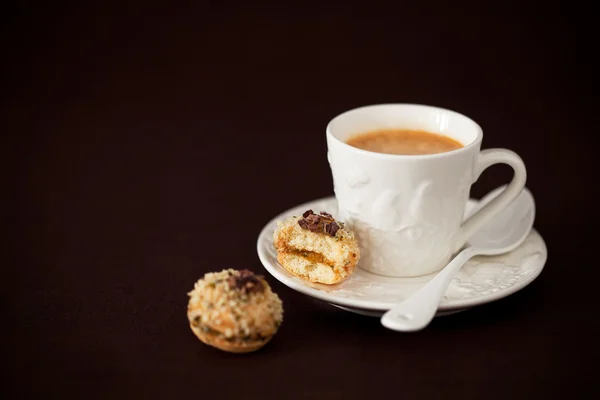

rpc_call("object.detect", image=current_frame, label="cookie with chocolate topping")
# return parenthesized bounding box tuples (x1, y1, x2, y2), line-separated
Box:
(273, 210, 360, 284)
(187, 269, 283, 353)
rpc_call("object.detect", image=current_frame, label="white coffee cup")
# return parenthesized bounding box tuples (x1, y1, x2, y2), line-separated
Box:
(326, 104, 526, 277)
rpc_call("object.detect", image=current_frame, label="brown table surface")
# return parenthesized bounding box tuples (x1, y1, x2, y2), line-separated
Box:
(5, 3, 598, 399)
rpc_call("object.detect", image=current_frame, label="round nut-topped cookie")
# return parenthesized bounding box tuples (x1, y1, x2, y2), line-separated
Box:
(187, 269, 283, 353)
(273, 210, 360, 284)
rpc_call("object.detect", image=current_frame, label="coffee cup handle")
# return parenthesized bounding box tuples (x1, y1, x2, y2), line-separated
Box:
(452, 148, 527, 253)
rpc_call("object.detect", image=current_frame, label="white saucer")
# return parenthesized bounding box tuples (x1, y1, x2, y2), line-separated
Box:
(256, 196, 547, 317)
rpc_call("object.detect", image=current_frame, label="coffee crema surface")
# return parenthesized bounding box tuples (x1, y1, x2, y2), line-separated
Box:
(345, 129, 463, 155)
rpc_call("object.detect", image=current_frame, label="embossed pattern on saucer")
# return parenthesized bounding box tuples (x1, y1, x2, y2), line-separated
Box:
(256, 196, 547, 313)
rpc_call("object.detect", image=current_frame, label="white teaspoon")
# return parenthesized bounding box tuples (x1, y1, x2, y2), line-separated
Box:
(380, 186, 535, 332)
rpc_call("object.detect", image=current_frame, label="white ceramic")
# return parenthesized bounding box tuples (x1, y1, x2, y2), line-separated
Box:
(327, 104, 527, 277)
(381, 187, 535, 331)
(256, 195, 547, 315)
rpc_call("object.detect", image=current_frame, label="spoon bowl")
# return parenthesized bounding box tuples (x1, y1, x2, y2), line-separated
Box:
(466, 185, 535, 254)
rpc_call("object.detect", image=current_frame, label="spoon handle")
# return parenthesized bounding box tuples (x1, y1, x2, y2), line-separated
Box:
(381, 247, 479, 332)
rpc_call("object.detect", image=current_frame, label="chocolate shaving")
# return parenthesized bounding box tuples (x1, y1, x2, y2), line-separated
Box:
(326, 222, 340, 236)
(227, 269, 265, 294)
(310, 225, 321, 233)
(297, 209, 340, 237)
(305, 213, 320, 225)
(298, 219, 310, 229)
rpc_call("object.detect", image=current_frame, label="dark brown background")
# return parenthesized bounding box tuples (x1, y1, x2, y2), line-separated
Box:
(4, 1, 598, 399)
